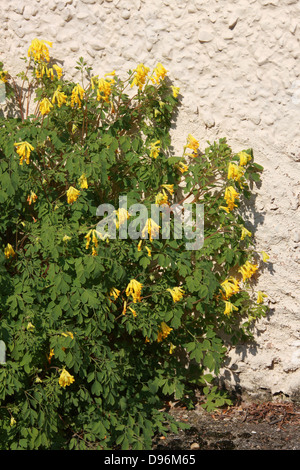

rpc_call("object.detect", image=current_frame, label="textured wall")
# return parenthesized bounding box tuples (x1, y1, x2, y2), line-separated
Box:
(1, 0, 300, 401)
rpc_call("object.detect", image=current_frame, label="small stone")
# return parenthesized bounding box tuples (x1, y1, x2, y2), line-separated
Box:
(293, 231, 300, 243)
(198, 30, 214, 43)
(23, 5, 38, 20)
(228, 16, 239, 30)
(121, 10, 131, 20)
(190, 442, 200, 450)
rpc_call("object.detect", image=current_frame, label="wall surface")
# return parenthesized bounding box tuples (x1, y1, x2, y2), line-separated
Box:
(1, 0, 300, 401)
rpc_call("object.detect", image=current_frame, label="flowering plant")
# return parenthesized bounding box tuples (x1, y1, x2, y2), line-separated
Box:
(0, 40, 268, 450)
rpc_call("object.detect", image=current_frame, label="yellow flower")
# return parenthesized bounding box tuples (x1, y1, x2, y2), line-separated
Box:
(126, 279, 143, 303)
(169, 343, 176, 354)
(171, 86, 180, 98)
(128, 306, 137, 317)
(221, 277, 240, 299)
(224, 186, 239, 212)
(145, 246, 151, 257)
(157, 322, 173, 342)
(27, 191, 37, 205)
(39, 97, 53, 115)
(110, 287, 120, 300)
(48, 348, 55, 362)
(141, 218, 160, 242)
(61, 331, 74, 339)
(53, 64, 63, 80)
(114, 208, 130, 229)
(0, 71, 8, 83)
(257, 291, 268, 304)
(70, 84, 85, 108)
(97, 77, 114, 103)
(131, 63, 150, 90)
(67, 186, 80, 204)
(238, 151, 252, 166)
(185, 134, 199, 156)
(177, 161, 188, 173)
(4, 243, 15, 259)
(228, 162, 244, 182)
(161, 184, 174, 195)
(59, 368, 75, 388)
(63, 235, 71, 242)
(155, 191, 169, 206)
(14, 141, 34, 165)
(241, 227, 252, 240)
(52, 88, 67, 108)
(261, 251, 270, 262)
(149, 140, 160, 159)
(28, 38, 52, 62)
(137, 240, 142, 252)
(10, 417, 16, 427)
(104, 70, 116, 77)
(150, 63, 168, 84)
(238, 261, 258, 282)
(224, 301, 238, 316)
(78, 174, 88, 189)
(167, 286, 185, 302)
(85, 229, 99, 255)
(26, 322, 35, 331)
(122, 301, 127, 315)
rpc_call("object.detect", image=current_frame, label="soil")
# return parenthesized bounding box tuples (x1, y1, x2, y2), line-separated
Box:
(152, 399, 300, 451)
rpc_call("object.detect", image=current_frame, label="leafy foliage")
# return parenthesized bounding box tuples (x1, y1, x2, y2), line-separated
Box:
(0, 41, 268, 449)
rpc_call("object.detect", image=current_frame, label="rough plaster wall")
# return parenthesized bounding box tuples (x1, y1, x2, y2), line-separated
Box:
(1, 0, 300, 401)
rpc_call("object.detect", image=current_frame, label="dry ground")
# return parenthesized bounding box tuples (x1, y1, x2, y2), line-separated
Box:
(152, 400, 300, 450)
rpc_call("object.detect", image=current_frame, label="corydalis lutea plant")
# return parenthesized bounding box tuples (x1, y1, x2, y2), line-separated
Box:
(0, 39, 268, 450)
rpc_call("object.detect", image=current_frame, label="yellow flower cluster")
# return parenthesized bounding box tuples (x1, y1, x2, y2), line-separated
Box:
(238, 261, 258, 282)
(14, 141, 34, 165)
(66, 186, 80, 204)
(96, 77, 115, 103)
(131, 63, 150, 90)
(110, 287, 120, 301)
(28, 38, 52, 62)
(150, 63, 168, 84)
(114, 208, 130, 229)
(58, 368, 75, 388)
(52, 87, 67, 108)
(221, 277, 240, 299)
(70, 84, 85, 108)
(238, 151, 252, 166)
(167, 286, 185, 303)
(4, 243, 15, 259)
(35, 63, 62, 80)
(40, 97, 53, 115)
(141, 218, 160, 242)
(78, 174, 88, 189)
(241, 226, 252, 240)
(85, 229, 99, 256)
(126, 279, 143, 303)
(228, 162, 244, 182)
(184, 134, 200, 158)
(149, 140, 160, 159)
(27, 191, 37, 205)
(157, 321, 172, 342)
(177, 161, 188, 174)
(223, 301, 238, 316)
(220, 186, 239, 213)
(0, 71, 8, 83)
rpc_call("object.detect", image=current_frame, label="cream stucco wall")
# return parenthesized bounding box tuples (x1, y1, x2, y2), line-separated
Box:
(1, 0, 300, 401)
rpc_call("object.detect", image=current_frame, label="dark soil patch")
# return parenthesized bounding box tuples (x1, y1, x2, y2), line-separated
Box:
(152, 400, 300, 450)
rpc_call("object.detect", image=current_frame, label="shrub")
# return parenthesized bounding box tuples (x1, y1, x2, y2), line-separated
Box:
(0, 40, 268, 450)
